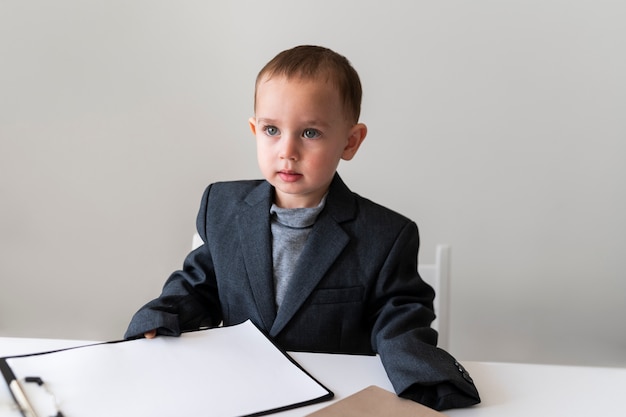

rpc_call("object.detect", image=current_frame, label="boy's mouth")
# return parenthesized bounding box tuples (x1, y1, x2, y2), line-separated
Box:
(278, 170, 302, 182)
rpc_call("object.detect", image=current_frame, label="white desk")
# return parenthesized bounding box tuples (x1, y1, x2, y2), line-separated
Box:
(2, 337, 625, 416)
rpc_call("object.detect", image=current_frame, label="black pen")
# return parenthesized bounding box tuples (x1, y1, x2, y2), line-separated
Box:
(0, 360, 39, 417)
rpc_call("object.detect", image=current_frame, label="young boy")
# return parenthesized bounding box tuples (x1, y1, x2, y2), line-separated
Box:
(125, 45, 480, 410)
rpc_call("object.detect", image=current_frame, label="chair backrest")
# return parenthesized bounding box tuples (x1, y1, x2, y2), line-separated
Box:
(192, 232, 203, 251)
(418, 245, 451, 349)
(192, 233, 450, 348)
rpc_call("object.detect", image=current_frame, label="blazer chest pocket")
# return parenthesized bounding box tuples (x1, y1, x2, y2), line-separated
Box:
(310, 286, 364, 305)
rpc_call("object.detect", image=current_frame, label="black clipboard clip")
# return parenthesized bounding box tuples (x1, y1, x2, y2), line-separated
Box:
(12, 376, 64, 417)
(25, 377, 64, 417)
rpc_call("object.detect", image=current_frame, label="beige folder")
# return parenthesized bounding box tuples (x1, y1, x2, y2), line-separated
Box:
(306, 385, 448, 417)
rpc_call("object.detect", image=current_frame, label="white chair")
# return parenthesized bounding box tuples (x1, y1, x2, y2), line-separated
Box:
(192, 232, 203, 251)
(192, 233, 450, 348)
(418, 245, 451, 350)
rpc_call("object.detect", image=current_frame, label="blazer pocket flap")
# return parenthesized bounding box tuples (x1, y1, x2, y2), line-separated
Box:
(310, 286, 364, 304)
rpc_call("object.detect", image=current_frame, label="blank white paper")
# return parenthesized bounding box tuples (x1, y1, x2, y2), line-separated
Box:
(6, 320, 331, 417)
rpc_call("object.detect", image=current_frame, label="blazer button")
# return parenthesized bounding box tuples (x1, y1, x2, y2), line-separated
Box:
(454, 361, 474, 383)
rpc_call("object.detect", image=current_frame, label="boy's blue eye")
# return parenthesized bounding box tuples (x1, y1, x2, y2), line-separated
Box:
(303, 129, 320, 139)
(264, 126, 279, 136)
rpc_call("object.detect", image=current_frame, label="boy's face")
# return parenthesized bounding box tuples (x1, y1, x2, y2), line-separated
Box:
(249, 75, 366, 208)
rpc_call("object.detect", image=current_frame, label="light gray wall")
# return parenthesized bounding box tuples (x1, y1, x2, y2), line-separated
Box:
(1, 1, 624, 366)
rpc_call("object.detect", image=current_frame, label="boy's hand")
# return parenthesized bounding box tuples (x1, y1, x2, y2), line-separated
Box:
(144, 329, 157, 339)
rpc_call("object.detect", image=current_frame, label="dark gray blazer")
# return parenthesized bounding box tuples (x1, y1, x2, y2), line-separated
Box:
(125, 174, 480, 410)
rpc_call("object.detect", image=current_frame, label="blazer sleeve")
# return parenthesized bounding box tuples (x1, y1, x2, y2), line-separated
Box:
(371, 221, 480, 410)
(124, 185, 222, 339)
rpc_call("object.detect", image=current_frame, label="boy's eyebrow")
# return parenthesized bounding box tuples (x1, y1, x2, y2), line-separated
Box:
(255, 117, 278, 125)
(256, 117, 331, 127)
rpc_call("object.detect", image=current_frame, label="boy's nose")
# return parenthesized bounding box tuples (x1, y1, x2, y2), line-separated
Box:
(279, 134, 299, 161)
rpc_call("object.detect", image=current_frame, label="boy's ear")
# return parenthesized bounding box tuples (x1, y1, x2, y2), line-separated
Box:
(248, 117, 257, 135)
(341, 123, 367, 161)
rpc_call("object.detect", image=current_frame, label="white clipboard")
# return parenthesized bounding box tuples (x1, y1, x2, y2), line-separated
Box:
(1, 320, 333, 417)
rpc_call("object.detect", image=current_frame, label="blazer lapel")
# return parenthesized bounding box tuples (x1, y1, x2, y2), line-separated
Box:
(270, 174, 355, 337)
(237, 182, 277, 331)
